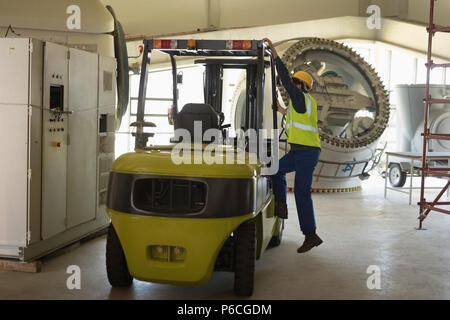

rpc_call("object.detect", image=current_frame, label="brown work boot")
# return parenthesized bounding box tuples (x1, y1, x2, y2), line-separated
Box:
(274, 202, 288, 219)
(297, 233, 323, 253)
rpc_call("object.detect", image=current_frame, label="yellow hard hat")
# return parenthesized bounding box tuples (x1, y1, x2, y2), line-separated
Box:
(292, 71, 313, 90)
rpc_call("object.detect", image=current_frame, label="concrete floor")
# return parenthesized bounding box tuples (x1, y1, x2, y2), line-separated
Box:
(1, 175, 449, 300)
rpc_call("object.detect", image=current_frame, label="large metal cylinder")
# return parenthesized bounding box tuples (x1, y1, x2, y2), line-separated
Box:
(394, 84, 450, 153)
(230, 38, 390, 191)
(275, 38, 390, 191)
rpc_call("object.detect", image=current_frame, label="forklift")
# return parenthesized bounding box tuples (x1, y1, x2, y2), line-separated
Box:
(106, 39, 283, 296)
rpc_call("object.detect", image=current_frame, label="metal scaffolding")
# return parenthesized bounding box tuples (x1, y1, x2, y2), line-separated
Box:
(418, 0, 450, 229)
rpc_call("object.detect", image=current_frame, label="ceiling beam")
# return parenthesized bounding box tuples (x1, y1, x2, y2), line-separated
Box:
(207, 0, 221, 30)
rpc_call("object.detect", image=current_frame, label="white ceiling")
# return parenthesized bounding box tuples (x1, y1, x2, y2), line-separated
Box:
(101, 0, 360, 37)
(101, 0, 450, 39)
(101, 0, 209, 37)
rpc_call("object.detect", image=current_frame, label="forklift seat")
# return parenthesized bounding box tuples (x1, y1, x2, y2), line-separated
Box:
(174, 103, 221, 143)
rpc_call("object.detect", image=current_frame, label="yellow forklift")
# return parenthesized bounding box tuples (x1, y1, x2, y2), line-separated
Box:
(106, 39, 283, 296)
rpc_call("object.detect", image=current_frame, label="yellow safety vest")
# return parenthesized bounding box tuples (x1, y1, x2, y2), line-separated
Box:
(286, 93, 321, 148)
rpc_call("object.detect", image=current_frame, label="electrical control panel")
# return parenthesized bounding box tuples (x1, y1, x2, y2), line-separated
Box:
(41, 42, 69, 239)
(0, 38, 117, 260)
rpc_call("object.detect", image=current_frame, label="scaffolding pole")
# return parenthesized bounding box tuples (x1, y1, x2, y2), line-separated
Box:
(418, 0, 450, 229)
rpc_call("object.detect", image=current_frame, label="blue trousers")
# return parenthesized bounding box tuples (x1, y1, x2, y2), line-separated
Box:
(271, 149, 320, 235)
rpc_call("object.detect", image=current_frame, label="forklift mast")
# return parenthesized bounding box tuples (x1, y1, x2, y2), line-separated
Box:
(203, 64, 223, 114)
(132, 39, 278, 149)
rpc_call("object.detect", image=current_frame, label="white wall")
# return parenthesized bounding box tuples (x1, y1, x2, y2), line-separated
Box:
(408, 0, 450, 26)
(126, 16, 450, 69)
(0, 0, 115, 56)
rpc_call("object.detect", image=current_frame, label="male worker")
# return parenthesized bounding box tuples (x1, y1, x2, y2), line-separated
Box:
(263, 38, 323, 253)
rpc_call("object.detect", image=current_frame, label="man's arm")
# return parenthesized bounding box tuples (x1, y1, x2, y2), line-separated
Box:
(277, 100, 286, 115)
(263, 38, 307, 114)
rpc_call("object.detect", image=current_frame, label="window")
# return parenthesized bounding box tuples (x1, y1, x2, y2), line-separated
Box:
(221, 68, 246, 136)
(177, 66, 205, 109)
(353, 47, 372, 64)
(345, 43, 374, 65)
(416, 58, 427, 84)
(133, 178, 206, 214)
(125, 66, 206, 148)
(390, 51, 415, 86)
(416, 58, 445, 84)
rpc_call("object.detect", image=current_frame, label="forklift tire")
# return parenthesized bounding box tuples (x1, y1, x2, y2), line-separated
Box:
(388, 163, 407, 188)
(106, 224, 133, 287)
(268, 218, 284, 248)
(233, 219, 256, 297)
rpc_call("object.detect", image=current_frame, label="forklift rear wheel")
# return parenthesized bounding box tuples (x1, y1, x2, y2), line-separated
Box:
(233, 219, 256, 296)
(268, 218, 284, 248)
(388, 164, 407, 188)
(106, 224, 134, 287)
